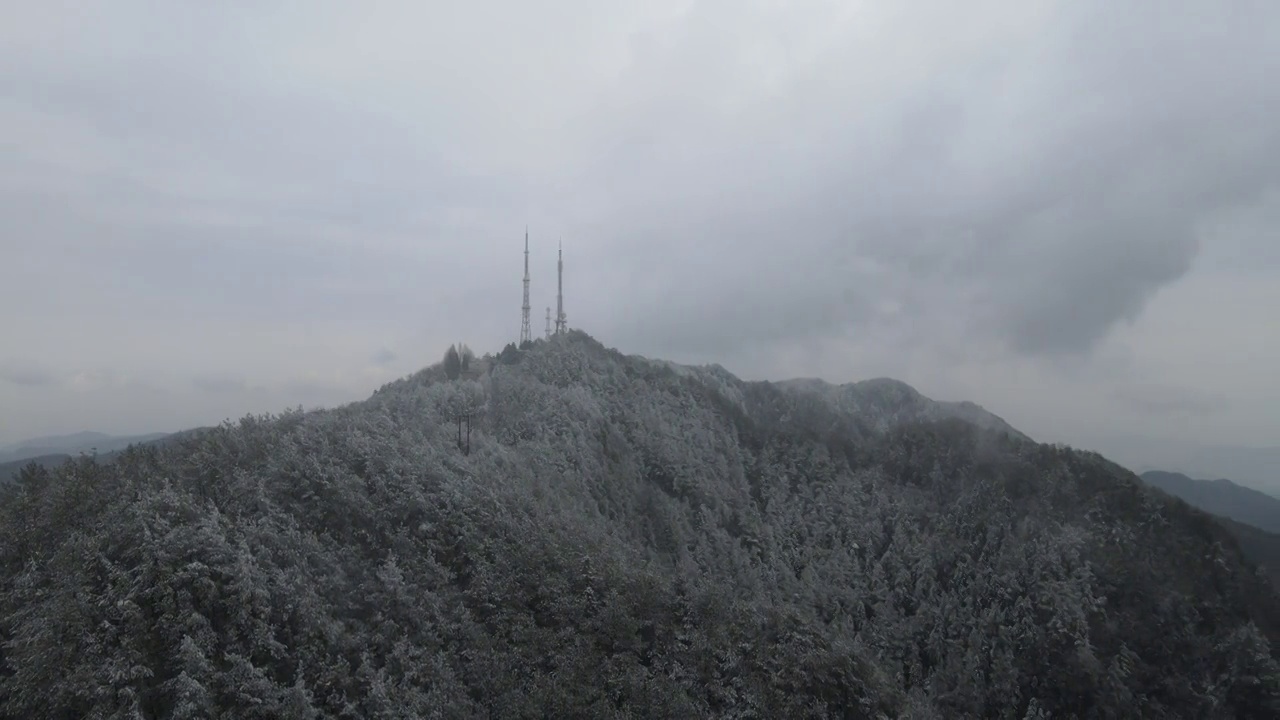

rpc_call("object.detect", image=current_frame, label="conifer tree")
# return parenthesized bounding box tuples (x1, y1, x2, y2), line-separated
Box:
(443, 344, 461, 380)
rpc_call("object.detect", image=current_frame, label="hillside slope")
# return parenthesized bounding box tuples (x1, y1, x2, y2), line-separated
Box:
(1217, 518, 1280, 588)
(2, 331, 1277, 718)
(0, 454, 71, 485)
(774, 376, 1028, 439)
(1138, 471, 1280, 589)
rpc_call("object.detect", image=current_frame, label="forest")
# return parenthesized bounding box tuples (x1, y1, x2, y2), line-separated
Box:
(2, 331, 1278, 718)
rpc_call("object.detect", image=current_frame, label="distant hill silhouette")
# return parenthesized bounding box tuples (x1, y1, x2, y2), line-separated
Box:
(1142, 470, 1280, 534)
(0, 429, 205, 486)
(1138, 470, 1280, 590)
(1157, 445, 1280, 495)
(1, 430, 113, 450)
(0, 454, 71, 485)
(0, 431, 169, 465)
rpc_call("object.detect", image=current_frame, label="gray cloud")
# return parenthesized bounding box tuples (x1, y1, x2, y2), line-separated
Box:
(1113, 383, 1228, 419)
(1, 1, 1278, 455)
(191, 375, 254, 395)
(987, 232, 1201, 356)
(0, 361, 59, 388)
(570, 0, 1280, 363)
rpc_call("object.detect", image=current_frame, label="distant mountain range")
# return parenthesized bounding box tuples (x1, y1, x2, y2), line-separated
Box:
(0, 430, 198, 484)
(1141, 470, 1280, 534)
(1086, 434, 1280, 495)
(1141, 445, 1280, 494)
(0, 430, 170, 464)
(1140, 470, 1280, 587)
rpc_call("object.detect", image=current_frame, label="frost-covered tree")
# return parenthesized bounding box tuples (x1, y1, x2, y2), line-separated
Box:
(443, 344, 462, 380)
(497, 343, 522, 365)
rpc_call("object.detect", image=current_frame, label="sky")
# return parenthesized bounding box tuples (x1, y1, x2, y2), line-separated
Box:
(2, 1, 1279, 478)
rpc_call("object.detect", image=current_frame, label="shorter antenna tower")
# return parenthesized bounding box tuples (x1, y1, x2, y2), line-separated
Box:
(545, 307, 552, 339)
(520, 227, 532, 345)
(554, 238, 567, 334)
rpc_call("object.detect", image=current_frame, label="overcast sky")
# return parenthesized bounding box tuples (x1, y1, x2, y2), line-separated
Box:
(2, 1, 1278, 470)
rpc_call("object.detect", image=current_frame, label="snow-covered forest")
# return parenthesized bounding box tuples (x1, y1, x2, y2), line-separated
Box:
(2, 331, 1277, 718)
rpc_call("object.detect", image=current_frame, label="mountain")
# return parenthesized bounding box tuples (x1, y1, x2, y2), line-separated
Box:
(1138, 470, 1280, 589)
(0, 430, 170, 465)
(0, 454, 72, 485)
(1089, 435, 1280, 495)
(2, 331, 1278, 718)
(1142, 470, 1280, 534)
(0, 429, 205, 486)
(0, 430, 113, 452)
(1149, 444, 1280, 495)
(774, 375, 1029, 439)
(1217, 518, 1280, 588)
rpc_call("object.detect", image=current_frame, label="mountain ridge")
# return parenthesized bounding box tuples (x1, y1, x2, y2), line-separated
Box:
(0, 430, 113, 451)
(774, 375, 1028, 440)
(612, 352, 1027, 443)
(1142, 469, 1280, 534)
(0, 428, 210, 485)
(0, 430, 170, 465)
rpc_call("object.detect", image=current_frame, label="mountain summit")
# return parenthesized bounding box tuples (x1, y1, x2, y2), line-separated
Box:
(2, 331, 1277, 718)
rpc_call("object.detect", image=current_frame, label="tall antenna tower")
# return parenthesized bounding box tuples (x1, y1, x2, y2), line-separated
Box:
(554, 238, 567, 334)
(545, 307, 551, 339)
(520, 227, 532, 345)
